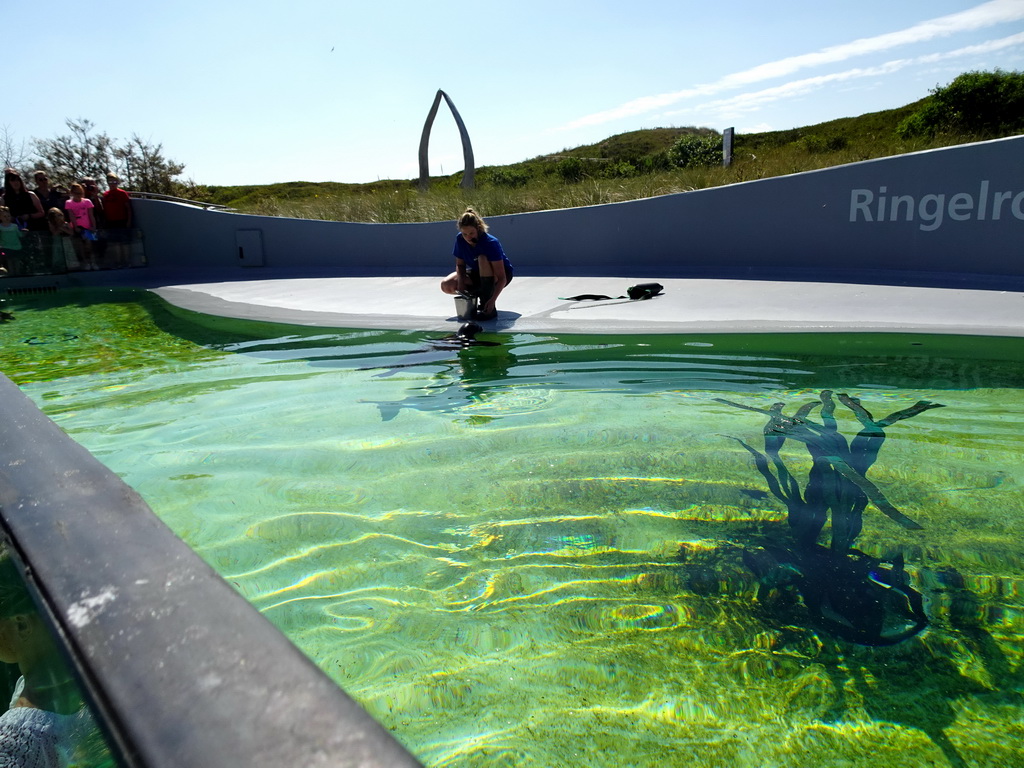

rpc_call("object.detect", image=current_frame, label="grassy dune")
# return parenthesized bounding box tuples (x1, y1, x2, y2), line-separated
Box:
(204, 99, 1010, 223)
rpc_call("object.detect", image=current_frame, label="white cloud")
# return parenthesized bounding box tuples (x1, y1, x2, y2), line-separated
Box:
(697, 63, 910, 119)
(560, 0, 1024, 130)
(682, 31, 1024, 122)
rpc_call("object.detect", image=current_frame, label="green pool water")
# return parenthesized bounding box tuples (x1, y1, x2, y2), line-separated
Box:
(2, 288, 1023, 768)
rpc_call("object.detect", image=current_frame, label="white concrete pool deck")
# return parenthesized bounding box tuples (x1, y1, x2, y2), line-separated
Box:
(151, 276, 1024, 337)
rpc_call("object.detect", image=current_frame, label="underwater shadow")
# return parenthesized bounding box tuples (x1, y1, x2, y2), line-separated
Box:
(718, 389, 1022, 765)
(812, 605, 1021, 768)
(718, 390, 940, 646)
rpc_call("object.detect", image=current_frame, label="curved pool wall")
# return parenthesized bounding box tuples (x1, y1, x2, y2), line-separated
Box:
(128, 135, 1024, 290)
(0, 374, 423, 768)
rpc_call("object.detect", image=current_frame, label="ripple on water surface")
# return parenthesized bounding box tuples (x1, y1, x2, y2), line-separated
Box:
(3, 290, 1024, 768)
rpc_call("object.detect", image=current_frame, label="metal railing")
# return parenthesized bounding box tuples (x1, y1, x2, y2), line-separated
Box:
(127, 191, 233, 210)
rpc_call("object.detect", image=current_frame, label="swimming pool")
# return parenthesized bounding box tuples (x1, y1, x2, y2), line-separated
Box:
(3, 288, 1022, 767)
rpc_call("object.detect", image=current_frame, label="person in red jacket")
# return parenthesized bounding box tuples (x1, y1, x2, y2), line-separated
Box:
(103, 174, 133, 268)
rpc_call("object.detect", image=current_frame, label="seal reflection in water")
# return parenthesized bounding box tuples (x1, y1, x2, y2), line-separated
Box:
(718, 390, 941, 646)
(361, 323, 506, 422)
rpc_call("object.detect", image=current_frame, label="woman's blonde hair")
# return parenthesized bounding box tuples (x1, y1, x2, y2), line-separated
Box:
(457, 207, 488, 233)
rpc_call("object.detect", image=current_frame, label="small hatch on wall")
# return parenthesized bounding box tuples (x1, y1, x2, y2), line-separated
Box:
(236, 229, 265, 267)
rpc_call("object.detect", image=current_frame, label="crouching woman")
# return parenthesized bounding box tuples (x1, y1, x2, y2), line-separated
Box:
(440, 207, 513, 321)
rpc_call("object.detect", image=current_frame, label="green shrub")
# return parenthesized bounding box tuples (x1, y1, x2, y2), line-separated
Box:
(556, 156, 586, 183)
(489, 167, 532, 188)
(668, 134, 723, 169)
(897, 69, 1024, 138)
(638, 151, 673, 174)
(602, 161, 637, 179)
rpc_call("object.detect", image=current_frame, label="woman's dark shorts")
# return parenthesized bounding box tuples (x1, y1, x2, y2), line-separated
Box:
(467, 267, 513, 305)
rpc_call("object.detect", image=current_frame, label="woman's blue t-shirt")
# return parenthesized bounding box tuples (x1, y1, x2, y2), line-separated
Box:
(453, 232, 513, 276)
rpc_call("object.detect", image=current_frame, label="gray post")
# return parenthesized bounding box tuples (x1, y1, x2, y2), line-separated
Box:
(723, 127, 734, 167)
(418, 89, 475, 191)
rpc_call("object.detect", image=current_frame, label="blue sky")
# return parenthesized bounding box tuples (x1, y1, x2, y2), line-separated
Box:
(9, 0, 1024, 185)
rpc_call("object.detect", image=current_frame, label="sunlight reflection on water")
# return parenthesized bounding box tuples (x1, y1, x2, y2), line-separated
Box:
(3, 289, 1024, 768)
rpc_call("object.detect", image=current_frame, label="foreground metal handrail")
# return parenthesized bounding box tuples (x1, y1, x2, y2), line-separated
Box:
(127, 191, 232, 210)
(0, 373, 422, 768)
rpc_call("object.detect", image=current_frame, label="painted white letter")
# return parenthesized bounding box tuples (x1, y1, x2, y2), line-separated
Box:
(919, 194, 945, 232)
(993, 191, 1013, 220)
(1013, 191, 1024, 220)
(948, 193, 973, 222)
(890, 195, 915, 222)
(850, 189, 873, 222)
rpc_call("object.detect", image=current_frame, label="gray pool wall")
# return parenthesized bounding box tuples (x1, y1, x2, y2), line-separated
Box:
(133, 135, 1024, 290)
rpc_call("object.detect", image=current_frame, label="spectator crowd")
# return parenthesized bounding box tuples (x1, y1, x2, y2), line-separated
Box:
(0, 169, 135, 277)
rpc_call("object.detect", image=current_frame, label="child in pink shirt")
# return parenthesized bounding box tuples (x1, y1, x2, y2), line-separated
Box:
(64, 183, 97, 270)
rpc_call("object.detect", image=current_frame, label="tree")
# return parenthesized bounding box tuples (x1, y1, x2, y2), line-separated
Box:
(33, 118, 114, 186)
(113, 135, 185, 196)
(32, 118, 188, 195)
(0, 125, 31, 173)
